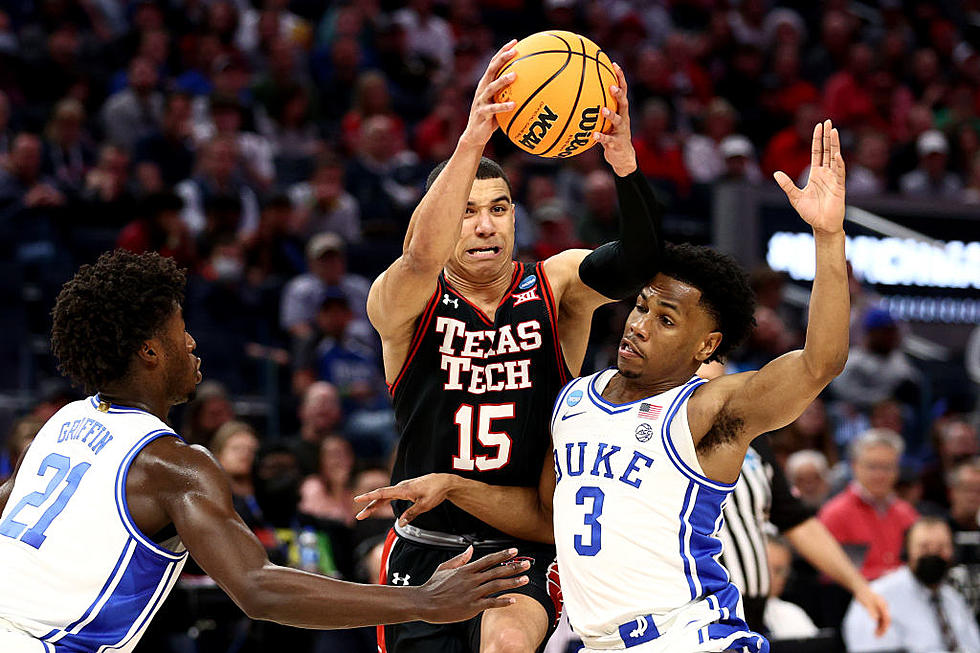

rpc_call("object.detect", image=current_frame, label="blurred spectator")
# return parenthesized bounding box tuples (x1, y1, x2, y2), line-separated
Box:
(197, 93, 275, 192)
(576, 169, 619, 246)
(762, 102, 822, 182)
(888, 103, 937, 185)
(770, 398, 837, 467)
(290, 381, 344, 474)
(41, 97, 95, 193)
(262, 82, 322, 185)
(761, 42, 819, 125)
(900, 129, 964, 198)
(964, 152, 980, 203)
(0, 416, 43, 482)
(280, 232, 371, 342)
(848, 131, 891, 196)
(684, 98, 740, 184)
(180, 380, 235, 446)
(344, 114, 421, 236)
(528, 200, 583, 261)
(819, 429, 918, 581)
(0, 132, 66, 221)
(79, 144, 136, 228)
(299, 434, 356, 523)
(414, 83, 468, 163)
(843, 516, 980, 652)
(341, 71, 406, 156)
(176, 135, 260, 239)
(133, 92, 195, 187)
(947, 458, 980, 533)
(236, 0, 312, 57)
(785, 449, 831, 510)
(101, 56, 164, 151)
(731, 306, 793, 372)
(764, 534, 818, 639)
(921, 416, 980, 510)
(210, 419, 262, 524)
(392, 0, 454, 85)
(718, 135, 763, 183)
(632, 98, 690, 196)
(0, 90, 12, 163)
(117, 191, 196, 268)
(830, 308, 922, 411)
(288, 154, 362, 242)
(242, 193, 306, 286)
(823, 41, 878, 129)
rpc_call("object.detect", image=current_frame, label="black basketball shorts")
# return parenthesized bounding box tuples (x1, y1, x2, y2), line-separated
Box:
(377, 529, 563, 653)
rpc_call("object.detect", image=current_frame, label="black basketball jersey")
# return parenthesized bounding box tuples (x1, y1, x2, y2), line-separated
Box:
(389, 261, 571, 539)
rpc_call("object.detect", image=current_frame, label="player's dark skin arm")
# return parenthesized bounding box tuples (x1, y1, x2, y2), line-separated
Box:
(128, 437, 530, 629)
(356, 449, 558, 545)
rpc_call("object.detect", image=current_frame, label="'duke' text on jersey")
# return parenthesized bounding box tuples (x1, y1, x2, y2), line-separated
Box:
(435, 316, 542, 393)
(554, 441, 655, 489)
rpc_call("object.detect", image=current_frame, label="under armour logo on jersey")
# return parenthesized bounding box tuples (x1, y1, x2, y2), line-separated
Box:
(512, 287, 540, 306)
(442, 294, 458, 309)
(392, 573, 411, 586)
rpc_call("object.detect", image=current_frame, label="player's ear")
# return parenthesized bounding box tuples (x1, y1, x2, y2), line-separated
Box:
(136, 338, 161, 366)
(695, 332, 722, 363)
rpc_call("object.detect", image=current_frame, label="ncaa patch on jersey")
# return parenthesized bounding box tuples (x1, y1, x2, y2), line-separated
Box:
(635, 422, 654, 442)
(519, 275, 537, 290)
(566, 390, 583, 407)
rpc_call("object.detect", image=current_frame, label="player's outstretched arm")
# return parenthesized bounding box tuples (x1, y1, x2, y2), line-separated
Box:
(367, 41, 517, 340)
(691, 120, 849, 482)
(785, 518, 891, 637)
(545, 64, 664, 317)
(355, 454, 558, 544)
(136, 438, 529, 628)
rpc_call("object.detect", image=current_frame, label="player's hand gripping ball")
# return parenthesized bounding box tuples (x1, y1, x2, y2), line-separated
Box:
(494, 31, 617, 159)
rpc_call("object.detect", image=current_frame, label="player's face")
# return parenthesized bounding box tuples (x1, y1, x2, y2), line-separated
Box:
(617, 275, 721, 381)
(450, 177, 515, 278)
(160, 308, 202, 405)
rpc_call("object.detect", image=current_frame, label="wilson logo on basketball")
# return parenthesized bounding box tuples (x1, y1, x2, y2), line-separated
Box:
(518, 104, 559, 149)
(555, 106, 600, 158)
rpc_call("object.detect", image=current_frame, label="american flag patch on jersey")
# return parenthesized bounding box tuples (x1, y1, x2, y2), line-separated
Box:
(638, 403, 662, 419)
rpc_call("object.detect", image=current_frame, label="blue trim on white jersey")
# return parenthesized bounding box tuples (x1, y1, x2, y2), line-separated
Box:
(585, 369, 641, 415)
(42, 539, 137, 643)
(114, 429, 187, 561)
(105, 555, 181, 652)
(678, 481, 701, 601)
(551, 377, 581, 433)
(89, 395, 154, 416)
(660, 379, 736, 493)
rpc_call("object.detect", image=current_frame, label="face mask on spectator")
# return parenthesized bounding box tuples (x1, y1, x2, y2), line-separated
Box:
(913, 554, 950, 586)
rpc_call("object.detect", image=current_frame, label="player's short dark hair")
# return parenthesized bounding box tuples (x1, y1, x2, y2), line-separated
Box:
(425, 156, 513, 197)
(659, 242, 756, 363)
(51, 249, 187, 393)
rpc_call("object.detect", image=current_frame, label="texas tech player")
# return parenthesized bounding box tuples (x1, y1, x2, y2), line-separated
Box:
(365, 43, 663, 653)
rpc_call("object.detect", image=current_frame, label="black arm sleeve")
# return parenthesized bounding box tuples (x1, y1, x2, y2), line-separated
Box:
(578, 169, 664, 300)
(755, 436, 815, 531)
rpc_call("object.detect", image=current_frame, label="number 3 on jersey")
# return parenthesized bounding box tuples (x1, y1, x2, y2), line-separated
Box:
(0, 453, 90, 549)
(452, 403, 514, 471)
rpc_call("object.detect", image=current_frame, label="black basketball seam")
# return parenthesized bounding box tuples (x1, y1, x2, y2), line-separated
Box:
(595, 49, 609, 136)
(499, 49, 615, 78)
(538, 34, 588, 156)
(504, 32, 573, 137)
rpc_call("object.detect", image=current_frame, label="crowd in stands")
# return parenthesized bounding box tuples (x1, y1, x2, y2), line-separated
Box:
(0, 0, 978, 651)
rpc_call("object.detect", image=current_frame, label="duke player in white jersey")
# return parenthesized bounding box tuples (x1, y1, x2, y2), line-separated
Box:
(0, 250, 529, 653)
(355, 121, 891, 651)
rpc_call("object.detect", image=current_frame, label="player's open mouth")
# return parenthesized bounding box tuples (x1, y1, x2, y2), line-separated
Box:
(619, 339, 642, 358)
(466, 246, 501, 258)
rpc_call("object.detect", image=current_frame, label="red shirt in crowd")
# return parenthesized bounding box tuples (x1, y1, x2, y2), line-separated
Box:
(762, 126, 811, 180)
(818, 482, 918, 581)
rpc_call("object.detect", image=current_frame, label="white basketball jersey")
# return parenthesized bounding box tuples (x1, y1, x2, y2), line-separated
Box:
(0, 396, 188, 652)
(552, 370, 762, 651)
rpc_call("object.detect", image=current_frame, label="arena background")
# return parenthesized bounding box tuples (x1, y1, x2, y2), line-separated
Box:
(0, 0, 977, 651)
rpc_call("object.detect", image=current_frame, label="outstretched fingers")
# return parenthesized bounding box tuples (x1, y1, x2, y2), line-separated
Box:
(482, 39, 518, 84)
(822, 119, 832, 167)
(809, 122, 823, 173)
(773, 170, 801, 204)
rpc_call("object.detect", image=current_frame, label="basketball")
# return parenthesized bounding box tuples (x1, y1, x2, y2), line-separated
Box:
(494, 31, 617, 159)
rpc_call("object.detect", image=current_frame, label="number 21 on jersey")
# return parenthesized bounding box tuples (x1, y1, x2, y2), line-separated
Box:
(452, 403, 514, 472)
(0, 453, 90, 549)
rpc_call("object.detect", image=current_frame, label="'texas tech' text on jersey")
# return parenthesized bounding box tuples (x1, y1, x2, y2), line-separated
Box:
(389, 262, 570, 540)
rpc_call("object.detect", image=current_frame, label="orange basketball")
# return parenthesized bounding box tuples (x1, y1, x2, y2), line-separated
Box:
(494, 31, 617, 159)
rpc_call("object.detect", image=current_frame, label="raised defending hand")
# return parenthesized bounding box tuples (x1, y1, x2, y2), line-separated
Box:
(460, 40, 519, 148)
(774, 119, 846, 234)
(593, 62, 637, 177)
(354, 473, 454, 526)
(417, 547, 530, 623)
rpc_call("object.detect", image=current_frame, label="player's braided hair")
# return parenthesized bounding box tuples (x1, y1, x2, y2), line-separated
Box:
(51, 249, 186, 393)
(660, 242, 756, 363)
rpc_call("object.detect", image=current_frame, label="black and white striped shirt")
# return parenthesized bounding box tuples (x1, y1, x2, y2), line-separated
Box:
(718, 437, 814, 627)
